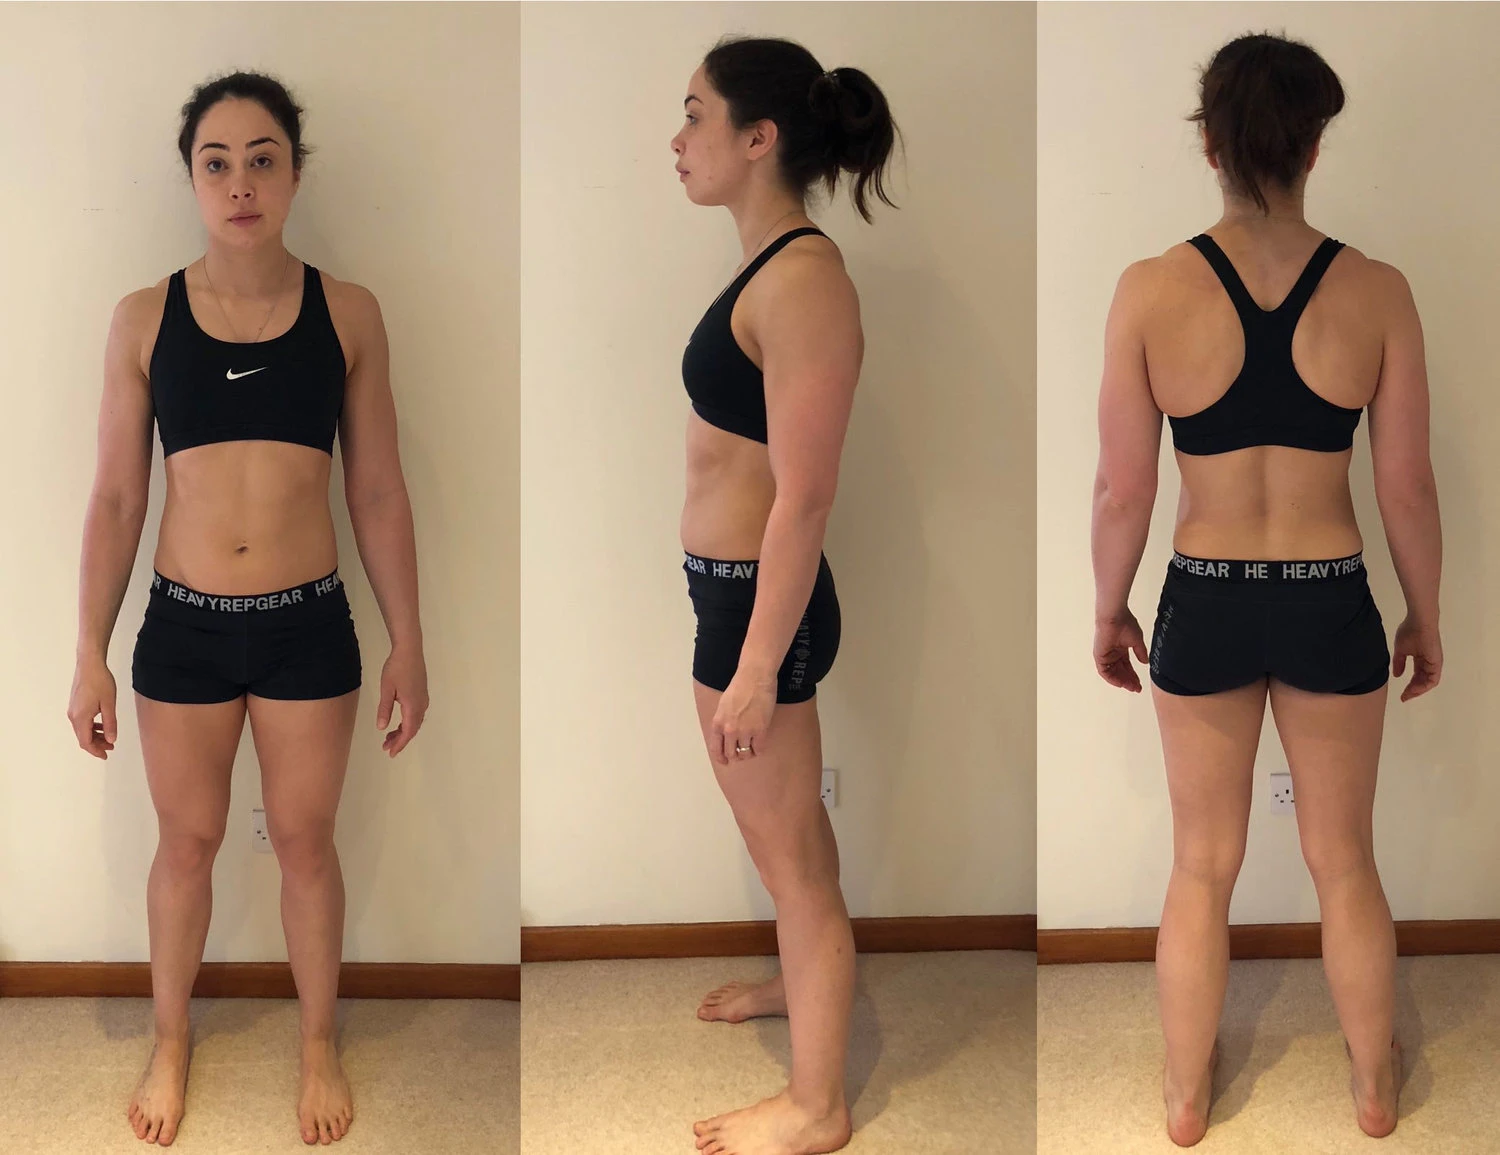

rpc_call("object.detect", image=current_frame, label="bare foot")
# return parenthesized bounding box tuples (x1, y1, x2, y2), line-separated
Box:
(1163, 1040, 1218, 1148)
(698, 974, 788, 1023)
(1347, 1038, 1400, 1138)
(299, 1037, 354, 1145)
(693, 1090, 851, 1154)
(126, 1029, 191, 1146)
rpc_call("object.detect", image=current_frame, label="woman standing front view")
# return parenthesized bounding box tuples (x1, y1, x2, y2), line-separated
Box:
(67, 73, 427, 1147)
(1091, 35, 1442, 1147)
(670, 35, 896, 1155)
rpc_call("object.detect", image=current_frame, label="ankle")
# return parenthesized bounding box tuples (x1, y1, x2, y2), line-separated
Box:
(153, 1021, 191, 1048)
(785, 1084, 846, 1119)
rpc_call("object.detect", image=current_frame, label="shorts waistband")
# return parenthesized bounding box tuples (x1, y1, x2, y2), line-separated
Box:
(683, 553, 760, 581)
(150, 569, 345, 612)
(1169, 552, 1365, 583)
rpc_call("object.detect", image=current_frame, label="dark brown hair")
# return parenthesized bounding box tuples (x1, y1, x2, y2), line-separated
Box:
(178, 71, 309, 173)
(703, 36, 899, 223)
(1189, 33, 1344, 213)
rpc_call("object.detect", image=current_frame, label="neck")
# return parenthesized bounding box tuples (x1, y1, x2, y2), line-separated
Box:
(1216, 185, 1308, 230)
(726, 183, 809, 259)
(202, 238, 292, 297)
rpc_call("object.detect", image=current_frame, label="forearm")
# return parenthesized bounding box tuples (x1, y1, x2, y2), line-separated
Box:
(1092, 481, 1155, 621)
(77, 496, 147, 663)
(348, 487, 423, 651)
(739, 495, 830, 680)
(1377, 480, 1442, 626)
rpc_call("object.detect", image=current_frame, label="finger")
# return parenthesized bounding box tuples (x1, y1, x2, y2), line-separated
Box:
(376, 681, 396, 730)
(102, 696, 118, 745)
(1392, 650, 1407, 677)
(1132, 638, 1149, 664)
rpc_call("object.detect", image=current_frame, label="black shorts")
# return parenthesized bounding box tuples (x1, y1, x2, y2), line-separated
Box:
(132, 570, 362, 704)
(684, 552, 840, 705)
(1149, 552, 1390, 697)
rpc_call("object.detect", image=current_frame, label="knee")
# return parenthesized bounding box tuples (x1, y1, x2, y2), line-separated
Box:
(267, 821, 338, 879)
(742, 823, 832, 903)
(1171, 840, 1245, 893)
(1300, 832, 1376, 890)
(156, 824, 225, 875)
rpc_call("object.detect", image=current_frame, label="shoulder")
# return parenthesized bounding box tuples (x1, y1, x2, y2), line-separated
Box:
(1318, 245, 1418, 324)
(754, 232, 855, 308)
(112, 278, 170, 333)
(317, 267, 384, 329)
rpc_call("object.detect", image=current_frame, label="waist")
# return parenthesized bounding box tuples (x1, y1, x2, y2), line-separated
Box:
(1168, 551, 1367, 584)
(149, 568, 347, 614)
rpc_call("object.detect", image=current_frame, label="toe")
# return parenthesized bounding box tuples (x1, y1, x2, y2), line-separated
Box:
(159, 1118, 179, 1147)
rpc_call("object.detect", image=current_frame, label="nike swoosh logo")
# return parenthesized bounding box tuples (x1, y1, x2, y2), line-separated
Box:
(225, 367, 267, 381)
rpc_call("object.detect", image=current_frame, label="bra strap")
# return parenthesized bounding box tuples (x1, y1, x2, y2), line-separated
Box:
(1275, 237, 1345, 320)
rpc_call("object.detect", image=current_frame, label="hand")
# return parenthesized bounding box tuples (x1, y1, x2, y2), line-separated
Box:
(1392, 616, 1442, 701)
(709, 667, 777, 766)
(377, 645, 428, 756)
(1094, 612, 1149, 692)
(68, 657, 118, 759)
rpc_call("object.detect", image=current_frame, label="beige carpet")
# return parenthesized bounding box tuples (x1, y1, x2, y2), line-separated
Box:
(1039, 955, 1500, 1153)
(0, 997, 519, 1154)
(521, 950, 1035, 1154)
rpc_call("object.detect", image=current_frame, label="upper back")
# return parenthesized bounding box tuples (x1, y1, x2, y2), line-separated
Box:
(1138, 229, 1388, 455)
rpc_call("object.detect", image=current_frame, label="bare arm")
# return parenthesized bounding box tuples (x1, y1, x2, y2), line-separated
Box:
(70, 290, 156, 755)
(739, 251, 862, 682)
(1091, 262, 1163, 690)
(336, 282, 427, 751)
(1366, 264, 1442, 696)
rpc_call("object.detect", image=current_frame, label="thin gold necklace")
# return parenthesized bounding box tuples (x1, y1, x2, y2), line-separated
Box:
(204, 249, 292, 343)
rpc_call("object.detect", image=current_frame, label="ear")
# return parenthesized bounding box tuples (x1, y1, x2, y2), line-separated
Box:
(1305, 135, 1321, 176)
(745, 117, 779, 163)
(1200, 124, 1220, 172)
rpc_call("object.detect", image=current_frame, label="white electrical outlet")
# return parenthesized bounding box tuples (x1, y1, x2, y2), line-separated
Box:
(251, 808, 273, 853)
(821, 768, 837, 808)
(1269, 773, 1295, 814)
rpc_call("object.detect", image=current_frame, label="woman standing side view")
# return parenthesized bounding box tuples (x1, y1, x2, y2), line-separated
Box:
(670, 35, 897, 1155)
(66, 73, 428, 1147)
(1091, 34, 1442, 1147)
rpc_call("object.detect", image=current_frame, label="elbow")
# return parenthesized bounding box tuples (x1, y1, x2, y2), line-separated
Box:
(1094, 471, 1156, 516)
(1375, 468, 1437, 513)
(774, 486, 837, 527)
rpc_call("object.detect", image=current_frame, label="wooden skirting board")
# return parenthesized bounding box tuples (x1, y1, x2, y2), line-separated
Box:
(1038, 920, 1500, 964)
(0, 962, 520, 1000)
(522, 914, 1037, 962)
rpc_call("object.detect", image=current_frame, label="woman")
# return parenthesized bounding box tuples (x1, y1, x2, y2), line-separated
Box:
(1091, 34, 1442, 1147)
(669, 35, 896, 1155)
(66, 72, 428, 1148)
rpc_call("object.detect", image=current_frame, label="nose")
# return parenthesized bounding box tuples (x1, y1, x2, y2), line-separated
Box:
(670, 134, 683, 156)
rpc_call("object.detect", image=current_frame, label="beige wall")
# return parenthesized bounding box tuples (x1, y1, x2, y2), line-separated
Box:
(1038, 2, 1500, 928)
(521, 2, 1036, 927)
(0, 3, 519, 964)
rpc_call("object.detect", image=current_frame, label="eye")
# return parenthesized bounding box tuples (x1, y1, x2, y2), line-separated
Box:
(685, 114, 697, 126)
(251, 154, 273, 168)
(205, 158, 225, 173)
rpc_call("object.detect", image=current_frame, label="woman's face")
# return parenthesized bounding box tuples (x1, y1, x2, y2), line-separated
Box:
(188, 98, 299, 248)
(670, 64, 765, 207)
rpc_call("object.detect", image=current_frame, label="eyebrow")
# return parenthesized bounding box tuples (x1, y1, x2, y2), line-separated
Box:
(684, 94, 703, 107)
(196, 137, 281, 153)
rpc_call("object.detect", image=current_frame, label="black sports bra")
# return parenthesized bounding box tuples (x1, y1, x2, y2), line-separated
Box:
(1168, 233, 1363, 456)
(681, 226, 826, 444)
(148, 262, 347, 458)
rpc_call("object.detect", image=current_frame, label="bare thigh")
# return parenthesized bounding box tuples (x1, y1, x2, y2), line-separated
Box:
(1268, 680, 1387, 872)
(1152, 681, 1267, 873)
(136, 696, 246, 840)
(692, 682, 825, 852)
(247, 692, 360, 843)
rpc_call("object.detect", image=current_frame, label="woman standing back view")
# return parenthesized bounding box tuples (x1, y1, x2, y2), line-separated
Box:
(1091, 33, 1443, 1146)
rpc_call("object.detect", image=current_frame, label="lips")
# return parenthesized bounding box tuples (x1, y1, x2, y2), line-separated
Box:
(230, 213, 262, 224)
